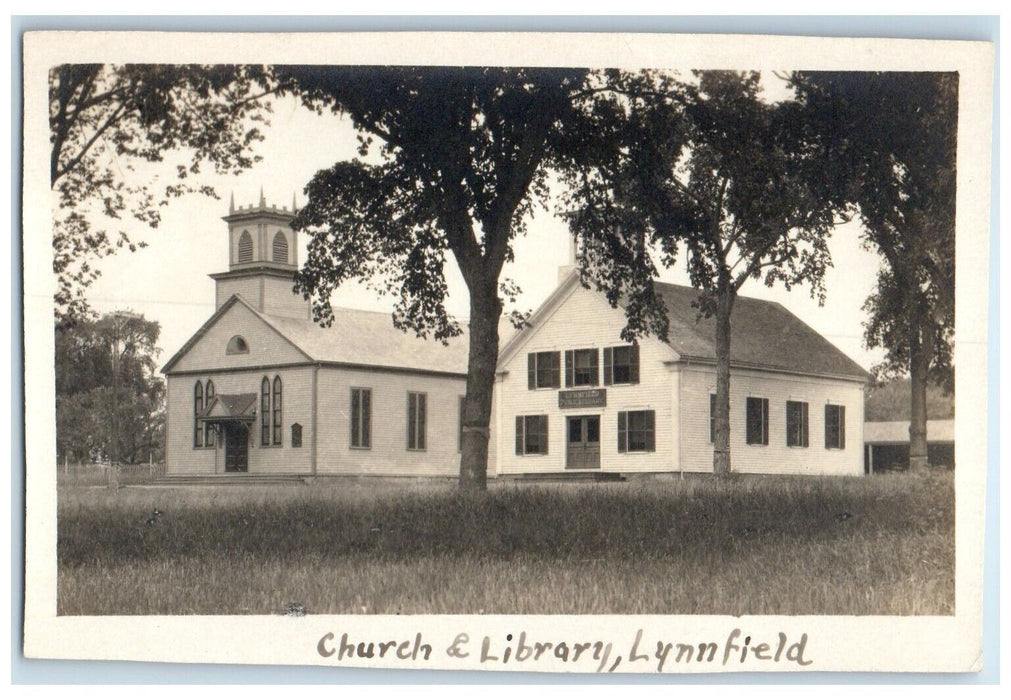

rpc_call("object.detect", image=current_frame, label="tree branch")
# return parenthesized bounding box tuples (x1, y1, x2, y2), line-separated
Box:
(53, 100, 129, 186)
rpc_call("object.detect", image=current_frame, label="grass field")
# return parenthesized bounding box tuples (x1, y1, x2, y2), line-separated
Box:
(57, 471, 954, 616)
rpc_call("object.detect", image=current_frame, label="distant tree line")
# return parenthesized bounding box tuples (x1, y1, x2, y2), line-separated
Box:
(55, 313, 164, 464)
(865, 378, 954, 423)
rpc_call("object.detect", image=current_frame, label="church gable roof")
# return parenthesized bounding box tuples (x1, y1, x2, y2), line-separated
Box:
(264, 309, 470, 376)
(161, 295, 311, 374)
(162, 294, 470, 377)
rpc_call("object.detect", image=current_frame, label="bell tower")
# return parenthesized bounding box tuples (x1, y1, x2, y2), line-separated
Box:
(210, 189, 310, 319)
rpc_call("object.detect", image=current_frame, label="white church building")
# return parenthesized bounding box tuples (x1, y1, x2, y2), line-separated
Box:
(162, 199, 870, 480)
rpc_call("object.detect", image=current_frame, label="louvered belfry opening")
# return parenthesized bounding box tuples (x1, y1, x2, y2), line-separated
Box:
(272, 231, 289, 263)
(237, 230, 254, 264)
(214, 193, 309, 318)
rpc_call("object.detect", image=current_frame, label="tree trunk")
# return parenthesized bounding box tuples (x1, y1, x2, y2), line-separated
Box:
(459, 281, 503, 491)
(712, 287, 734, 475)
(908, 318, 933, 472)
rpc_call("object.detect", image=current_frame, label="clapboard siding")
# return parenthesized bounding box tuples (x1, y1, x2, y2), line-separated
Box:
(314, 367, 467, 477)
(496, 283, 680, 474)
(165, 368, 314, 475)
(679, 365, 865, 475)
(170, 302, 307, 372)
(165, 374, 214, 475)
(215, 277, 261, 311)
(261, 276, 310, 319)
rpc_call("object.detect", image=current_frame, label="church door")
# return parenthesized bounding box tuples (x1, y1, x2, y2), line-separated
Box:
(224, 425, 249, 473)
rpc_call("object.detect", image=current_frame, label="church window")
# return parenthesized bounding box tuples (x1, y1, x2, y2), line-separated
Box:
(272, 376, 283, 446)
(291, 423, 302, 448)
(261, 377, 271, 446)
(194, 381, 204, 447)
(226, 335, 249, 355)
(204, 381, 215, 447)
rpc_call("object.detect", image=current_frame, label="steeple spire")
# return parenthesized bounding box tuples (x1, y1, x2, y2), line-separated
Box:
(291, 191, 297, 213)
(229, 191, 235, 214)
(259, 186, 266, 208)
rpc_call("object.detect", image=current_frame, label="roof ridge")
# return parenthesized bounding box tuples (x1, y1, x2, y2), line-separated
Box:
(652, 279, 795, 309)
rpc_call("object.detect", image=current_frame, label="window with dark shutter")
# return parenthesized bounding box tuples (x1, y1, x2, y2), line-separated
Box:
(351, 387, 372, 449)
(408, 392, 427, 450)
(605, 345, 639, 385)
(291, 423, 302, 448)
(786, 400, 809, 447)
(528, 351, 561, 389)
(825, 404, 846, 449)
(709, 393, 716, 444)
(746, 397, 769, 446)
(459, 396, 465, 453)
(618, 410, 655, 453)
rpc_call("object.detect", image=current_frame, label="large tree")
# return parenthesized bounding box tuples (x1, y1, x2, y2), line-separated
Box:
(55, 312, 164, 464)
(790, 72, 957, 471)
(562, 70, 840, 474)
(49, 64, 272, 326)
(274, 66, 608, 490)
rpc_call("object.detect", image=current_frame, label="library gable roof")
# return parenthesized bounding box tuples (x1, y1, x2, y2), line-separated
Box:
(653, 282, 870, 381)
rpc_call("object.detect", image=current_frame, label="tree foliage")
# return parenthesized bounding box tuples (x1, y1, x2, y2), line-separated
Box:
(790, 71, 957, 468)
(789, 71, 956, 385)
(54, 313, 164, 463)
(275, 66, 597, 489)
(50, 64, 272, 326)
(562, 70, 840, 473)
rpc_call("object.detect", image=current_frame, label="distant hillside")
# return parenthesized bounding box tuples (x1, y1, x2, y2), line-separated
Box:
(864, 378, 955, 422)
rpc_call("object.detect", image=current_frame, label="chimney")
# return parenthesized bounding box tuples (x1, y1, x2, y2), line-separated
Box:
(558, 233, 578, 285)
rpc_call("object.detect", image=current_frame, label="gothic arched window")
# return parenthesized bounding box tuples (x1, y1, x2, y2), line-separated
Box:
(237, 230, 254, 264)
(272, 376, 283, 445)
(260, 376, 271, 446)
(272, 231, 289, 264)
(194, 381, 204, 448)
(204, 380, 216, 447)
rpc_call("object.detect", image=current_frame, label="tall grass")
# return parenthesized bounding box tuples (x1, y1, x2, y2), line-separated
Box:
(57, 472, 954, 616)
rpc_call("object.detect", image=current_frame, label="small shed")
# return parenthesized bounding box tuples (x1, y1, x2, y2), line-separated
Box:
(863, 419, 955, 472)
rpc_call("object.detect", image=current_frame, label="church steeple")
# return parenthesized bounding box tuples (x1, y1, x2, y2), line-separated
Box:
(210, 191, 309, 319)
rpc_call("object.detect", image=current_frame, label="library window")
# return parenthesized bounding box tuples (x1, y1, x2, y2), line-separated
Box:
(746, 397, 770, 446)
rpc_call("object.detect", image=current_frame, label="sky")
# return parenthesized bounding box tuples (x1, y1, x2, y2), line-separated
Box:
(83, 91, 886, 373)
